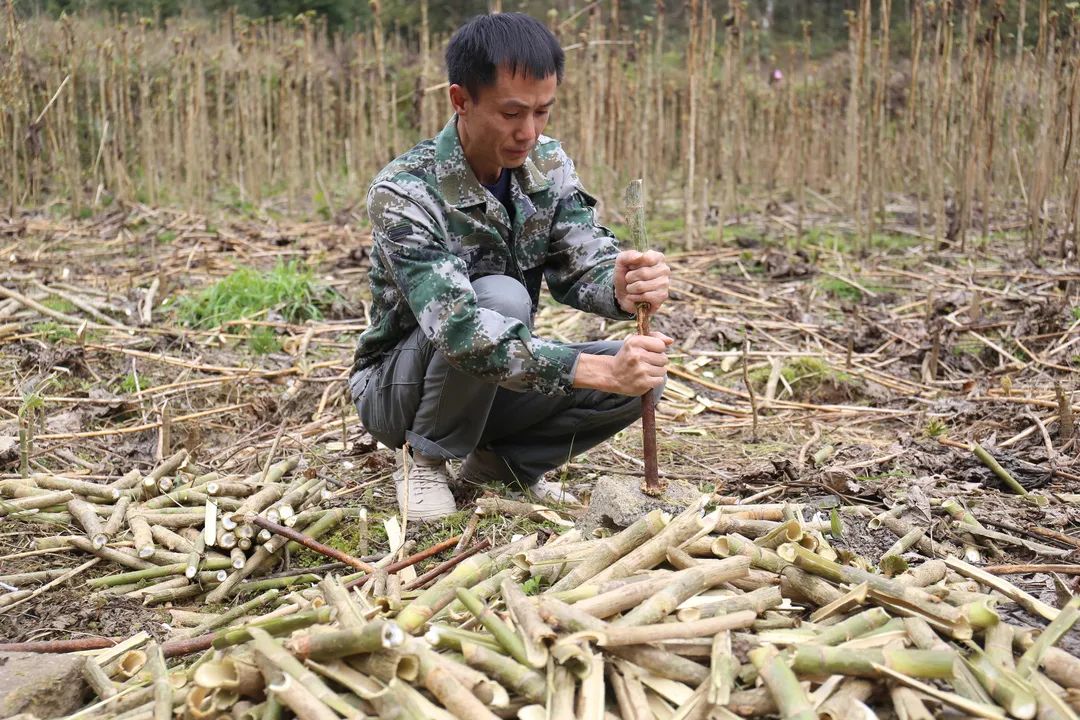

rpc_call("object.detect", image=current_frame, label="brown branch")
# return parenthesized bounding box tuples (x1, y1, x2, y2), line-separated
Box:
(249, 514, 377, 573)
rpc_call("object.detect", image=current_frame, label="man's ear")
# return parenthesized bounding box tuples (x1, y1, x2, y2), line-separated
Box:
(449, 84, 470, 115)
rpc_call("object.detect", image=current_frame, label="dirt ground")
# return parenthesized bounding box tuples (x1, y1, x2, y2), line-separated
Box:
(1, 201, 1078, 642)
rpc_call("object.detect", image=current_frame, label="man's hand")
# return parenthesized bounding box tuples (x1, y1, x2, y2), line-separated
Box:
(615, 250, 670, 316)
(573, 332, 674, 396)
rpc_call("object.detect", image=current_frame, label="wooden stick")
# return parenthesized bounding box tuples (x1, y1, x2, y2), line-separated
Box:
(403, 539, 492, 591)
(624, 178, 663, 496)
(343, 535, 461, 589)
(248, 514, 376, 573)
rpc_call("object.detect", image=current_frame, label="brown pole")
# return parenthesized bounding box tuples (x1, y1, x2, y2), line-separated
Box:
(637, 308, 662, 496)
(248, 514, 377, 573)
(403, 539, 492, 591)
(344, 534, 462, 589)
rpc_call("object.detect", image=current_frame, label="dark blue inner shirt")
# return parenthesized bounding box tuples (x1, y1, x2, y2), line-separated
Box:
(482, 168, 514, 223)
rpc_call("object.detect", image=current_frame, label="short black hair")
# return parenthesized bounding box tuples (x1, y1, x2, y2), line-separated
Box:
(446, 13, 565, 99)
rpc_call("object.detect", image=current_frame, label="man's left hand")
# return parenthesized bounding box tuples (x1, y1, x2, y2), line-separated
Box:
(615, 250, 670, 315)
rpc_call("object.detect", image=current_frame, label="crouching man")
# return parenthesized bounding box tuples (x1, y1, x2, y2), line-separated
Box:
(349, 12, 671, 521)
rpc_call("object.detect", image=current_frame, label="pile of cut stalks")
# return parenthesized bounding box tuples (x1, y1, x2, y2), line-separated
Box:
(3, 460, 1080, 720)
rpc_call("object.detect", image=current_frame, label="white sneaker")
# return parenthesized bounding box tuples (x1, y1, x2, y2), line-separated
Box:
(394, 457, 456, 521)
(461, 448, 579, 504)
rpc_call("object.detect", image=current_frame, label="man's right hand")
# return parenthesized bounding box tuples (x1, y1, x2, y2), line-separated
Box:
(573, 332, 673, 396)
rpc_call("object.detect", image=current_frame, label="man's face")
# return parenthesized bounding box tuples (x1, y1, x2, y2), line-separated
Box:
(451, 67, 557, 180)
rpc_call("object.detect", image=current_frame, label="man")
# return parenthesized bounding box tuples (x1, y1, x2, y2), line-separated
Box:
(349, 12, 671, 521)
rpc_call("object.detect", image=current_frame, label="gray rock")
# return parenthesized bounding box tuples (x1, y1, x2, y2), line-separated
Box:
(0, 652, 88, 719)
(579, 475, 703, 533)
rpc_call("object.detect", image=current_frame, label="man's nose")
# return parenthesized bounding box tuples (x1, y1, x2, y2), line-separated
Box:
(514, 117, 536, 143)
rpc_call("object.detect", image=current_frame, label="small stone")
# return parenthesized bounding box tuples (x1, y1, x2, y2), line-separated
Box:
(0, 652, 88, 719)
(579, 475, 703, 533)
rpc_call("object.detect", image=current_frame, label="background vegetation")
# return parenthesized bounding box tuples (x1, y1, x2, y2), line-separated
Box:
(2, 0, 1078, 257)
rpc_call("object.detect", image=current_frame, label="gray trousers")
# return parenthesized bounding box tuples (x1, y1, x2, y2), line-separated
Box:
(350, 275, 652, 485)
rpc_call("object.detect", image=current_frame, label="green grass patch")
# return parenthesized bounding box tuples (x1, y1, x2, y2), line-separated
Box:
(40, 297, 77, 314)
(175, 260, 333, 328)
(1071, 306, 1080, 321)
(117, 373, 140, 394)
(802, 228, 920, 254)
(817, 276, 866, 302)
(746, 356, 859, 404)
(32, 321, 75, 342)
(247, 327, 282, 355)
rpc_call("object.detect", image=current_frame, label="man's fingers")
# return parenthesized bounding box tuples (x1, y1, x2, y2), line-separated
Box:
(625, 263, 669, 283)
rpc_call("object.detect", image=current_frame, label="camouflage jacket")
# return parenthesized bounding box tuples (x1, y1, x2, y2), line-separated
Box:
(352, 116, 630, 396)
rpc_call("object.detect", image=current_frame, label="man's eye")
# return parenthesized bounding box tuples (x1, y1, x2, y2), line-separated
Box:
(503, 112, 519, 119)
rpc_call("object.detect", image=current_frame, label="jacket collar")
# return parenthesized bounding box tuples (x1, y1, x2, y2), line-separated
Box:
(434, 116, 551, 209)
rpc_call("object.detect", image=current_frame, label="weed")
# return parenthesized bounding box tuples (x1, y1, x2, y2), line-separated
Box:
(32, 321, 75, 342)
(818, 277, 866, 302)
(923, 418, 947, 438)
(1071, 307, 1080, 321)
(117, 373, 140, 394)
(158, 230, 177, 244)
(40, 297, 76, 314)
(175, 260, 333, 328)
(746, 356, 859, 404)
(247, 327, 281, 355)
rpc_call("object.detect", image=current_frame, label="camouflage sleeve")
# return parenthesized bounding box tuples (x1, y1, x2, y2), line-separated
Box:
(368, 176, 580, 396)
(543, 148, 634, 321)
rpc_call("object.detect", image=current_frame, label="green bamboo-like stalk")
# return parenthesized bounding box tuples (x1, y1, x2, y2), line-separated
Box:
(880, 526, 925, 576)
(689, 584, 783, 620)
(941, 497, 992, 562)
(964, 651, 1038, 719)
(753, 519, 804, 550)
(500, 578, 552, 669)
(395, 551, 493, 633)
(87, 557, 232, 588)
(613, 556, 750, 627)
(234, 574, 321, 595)
(318, 575, 365, 629)
(211, 607, 332, 649)
(252, 649, 338, 720)
(1029, 672, 1079, 720)
(1017, 596, 1080, 677)
(187, 589, 279, 637)
(549, 512, 663, 589)
(589, 496, 711, 585)
(568, 574, 672, 619)
(459, 641, 545, 702)
(146, 642, 171, 720)
(454, 585, 530, 667)
(424, 624, 501, 653)
(944, 557, 1058, 621)
(749, 645, 816, 720)
(287, 620, 404, 660)
(406, 641, 501, 720)
(537, 596, 708, 685)
(283, 508, 343, 555)
(781, 542, 975, 638)
(82, 658, 119, 700)
(67, 496, 108, 548)
(430, 568, 513, 621)
(713, 533, 790, 573)
(972, 444, 1031, 497)
(790, 645, 955, 679)
(709, 630, 736, 706)
(248, 627, 361, 718)
(809, 607, 891, 646)
(904, 617, 994, 704)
